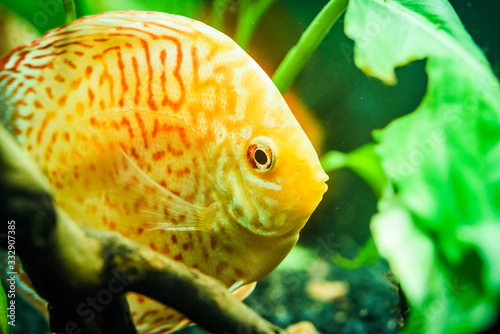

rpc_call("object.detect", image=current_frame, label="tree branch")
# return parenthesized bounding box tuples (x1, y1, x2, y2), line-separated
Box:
(0, 123, 286, 334)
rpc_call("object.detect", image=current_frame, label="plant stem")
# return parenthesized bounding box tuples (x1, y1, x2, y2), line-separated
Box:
(61, 0, 77, 24)
(272, 0, 348, 94)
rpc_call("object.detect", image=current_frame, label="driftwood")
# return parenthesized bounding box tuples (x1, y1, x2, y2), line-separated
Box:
(0, 123, 287, 334)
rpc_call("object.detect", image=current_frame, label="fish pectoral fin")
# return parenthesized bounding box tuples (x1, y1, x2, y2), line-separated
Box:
(46, 110, 215, 232)
(231, 281, 257, 301)
(115, 150, 216, 232)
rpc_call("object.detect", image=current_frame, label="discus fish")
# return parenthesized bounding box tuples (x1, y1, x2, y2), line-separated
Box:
(0, 11, 328, 333)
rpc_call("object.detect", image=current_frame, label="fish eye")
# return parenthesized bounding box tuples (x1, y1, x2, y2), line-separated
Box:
(254, 149, 268, 165)
(247, 136, 277, 172)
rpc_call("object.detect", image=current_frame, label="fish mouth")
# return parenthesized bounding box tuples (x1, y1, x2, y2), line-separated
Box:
(318, 174, 329, 183)
(318, 180, 328, 196)
(316, 171, 329, 194)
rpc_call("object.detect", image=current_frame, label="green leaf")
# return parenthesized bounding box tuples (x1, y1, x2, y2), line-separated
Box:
(322, 144, 384, 268)
(345, 1, 500, 334)
(322, 143, 387, 198)
(0, 283, 8, 334)
(332, 236, 379, 270)
(0, 0, 66, 34)
(276, 245, 316, 272)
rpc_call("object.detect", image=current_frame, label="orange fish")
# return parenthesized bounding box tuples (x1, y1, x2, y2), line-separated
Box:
(0, 11, 328, 333)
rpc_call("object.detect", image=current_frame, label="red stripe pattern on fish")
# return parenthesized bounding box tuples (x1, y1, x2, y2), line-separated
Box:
(0, 11, 328, 333)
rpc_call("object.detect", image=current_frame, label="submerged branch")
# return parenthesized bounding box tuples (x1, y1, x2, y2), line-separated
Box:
(0, 123, 286, 334)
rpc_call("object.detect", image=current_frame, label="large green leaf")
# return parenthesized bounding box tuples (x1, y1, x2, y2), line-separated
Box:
(344, 1, 500, 333)
(0, 0, 65, 33)
(0, 282, 7, 334)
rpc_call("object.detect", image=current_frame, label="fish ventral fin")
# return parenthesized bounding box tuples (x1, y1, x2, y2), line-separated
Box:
(118, 149, 216, 232)
(230, 281, 257, 301)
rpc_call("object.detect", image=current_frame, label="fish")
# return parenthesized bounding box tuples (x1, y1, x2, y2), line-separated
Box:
(0, 10, 328, 333)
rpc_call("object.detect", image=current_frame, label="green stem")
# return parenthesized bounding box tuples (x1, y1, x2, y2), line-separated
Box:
(61, 0, 77, 24)
(272, 0, 348, 94)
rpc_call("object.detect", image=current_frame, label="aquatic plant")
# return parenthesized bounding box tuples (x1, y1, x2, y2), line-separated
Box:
(327, 2, 500, 334)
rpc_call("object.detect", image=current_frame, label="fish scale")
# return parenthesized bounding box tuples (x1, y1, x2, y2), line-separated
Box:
(0, 10, 328, 333)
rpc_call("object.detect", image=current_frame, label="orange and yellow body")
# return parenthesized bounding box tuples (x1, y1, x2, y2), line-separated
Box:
(0, 11, 327, 333)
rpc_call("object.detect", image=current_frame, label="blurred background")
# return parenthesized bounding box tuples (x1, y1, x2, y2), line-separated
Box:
(1, 0, 499, 333)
